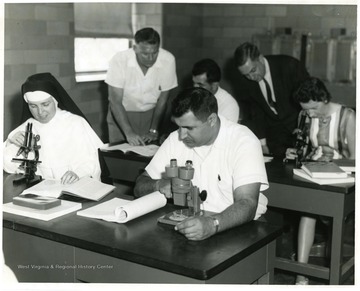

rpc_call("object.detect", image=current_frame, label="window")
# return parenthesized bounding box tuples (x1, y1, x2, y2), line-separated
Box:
(75, 37, 130, 82)
(74, 3, 133, 82)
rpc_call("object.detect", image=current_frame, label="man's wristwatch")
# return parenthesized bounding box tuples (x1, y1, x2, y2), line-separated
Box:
(211, 216, 220, 234)
(149, 128, 158, 134)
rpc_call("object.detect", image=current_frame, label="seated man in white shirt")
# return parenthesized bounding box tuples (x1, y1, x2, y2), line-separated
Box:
(134, 87, 268, 241)
(192, 58, 240, 123)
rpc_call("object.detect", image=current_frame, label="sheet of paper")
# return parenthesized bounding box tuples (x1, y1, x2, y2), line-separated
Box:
(21, 179, 64, 198)
(293, 168, 355, 185)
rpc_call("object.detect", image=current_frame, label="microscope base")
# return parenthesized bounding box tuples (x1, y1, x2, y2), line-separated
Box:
(158, 209, 216, 226)
(13, 174, 42, 187)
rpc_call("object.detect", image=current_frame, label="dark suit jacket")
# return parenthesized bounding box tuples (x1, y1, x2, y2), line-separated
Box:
(238, 55, 309, 156)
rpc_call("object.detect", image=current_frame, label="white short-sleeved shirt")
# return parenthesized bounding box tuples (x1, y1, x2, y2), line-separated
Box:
(215, 87, 240, 123)
(105, 48, 178, 112)
(146, 116, 269, 219)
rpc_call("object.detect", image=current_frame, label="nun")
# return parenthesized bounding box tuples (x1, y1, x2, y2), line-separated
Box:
(3, 72, 104, 184)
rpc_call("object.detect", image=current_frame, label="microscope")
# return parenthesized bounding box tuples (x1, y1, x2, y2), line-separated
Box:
(284, 112, 310, 168)
(158, 159, 207, 225)
(12, 122, 42, 186)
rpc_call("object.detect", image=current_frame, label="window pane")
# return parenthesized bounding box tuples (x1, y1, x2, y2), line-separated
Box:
(75, 38, 130, 82)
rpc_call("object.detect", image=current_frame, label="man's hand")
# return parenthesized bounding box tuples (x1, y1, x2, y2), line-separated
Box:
(61, 171, 79, 184)
(157, 179, 172, 198)
(175, 216, 216, 241)
(142, 132, 159, 144)
(126, 132, 145, 146)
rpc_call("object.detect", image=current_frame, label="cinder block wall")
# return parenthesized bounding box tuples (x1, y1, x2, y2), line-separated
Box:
(163, 3, 357, 116)
(4, 3, 75, 139)
(3, 3, 163, 141)
(162, 3, 203, 89)
(3, 3, 357, 140)
(199, 4, 357, 110)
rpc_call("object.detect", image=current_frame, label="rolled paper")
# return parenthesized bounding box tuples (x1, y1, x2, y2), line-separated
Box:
(114, 191, 167, 223)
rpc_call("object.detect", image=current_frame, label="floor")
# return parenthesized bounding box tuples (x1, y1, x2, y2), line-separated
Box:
(272, 212, 355, 285)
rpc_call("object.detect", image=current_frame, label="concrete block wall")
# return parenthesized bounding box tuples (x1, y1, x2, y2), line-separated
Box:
(4, 3, 75, 139)
(162, 3, 203, 89)
(133, 3, 163, 39)
(3, 3, 356, 140)
(198, 3, 357, 95)
(3, 2, 163, 141)
(163, 3, 356, 118)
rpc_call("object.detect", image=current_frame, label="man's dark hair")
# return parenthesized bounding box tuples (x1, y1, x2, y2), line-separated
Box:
(234, 42, 261, 66)
(134, 27, 160, 45)
(192, 58, 221, 83)
(171, 87, 218, 122)
(293, 77, 331, 103)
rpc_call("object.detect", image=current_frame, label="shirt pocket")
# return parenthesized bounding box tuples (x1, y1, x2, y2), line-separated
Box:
(216, 173, 233, 198)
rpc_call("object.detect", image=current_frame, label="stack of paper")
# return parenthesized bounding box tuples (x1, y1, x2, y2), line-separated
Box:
(3, 200, 81, 221)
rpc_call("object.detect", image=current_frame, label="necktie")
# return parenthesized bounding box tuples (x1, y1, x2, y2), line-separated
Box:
(263, 78, 276, 109)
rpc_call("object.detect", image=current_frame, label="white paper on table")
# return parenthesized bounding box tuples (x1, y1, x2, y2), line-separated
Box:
(77, 191, 167, 223)
(263, 156, 274, 163)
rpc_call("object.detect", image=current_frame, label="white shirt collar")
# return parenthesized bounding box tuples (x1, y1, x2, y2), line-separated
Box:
(263, 57, 272, 82)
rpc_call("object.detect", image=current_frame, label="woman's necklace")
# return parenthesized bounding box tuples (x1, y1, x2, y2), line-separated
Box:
(319, 116, 331, 124)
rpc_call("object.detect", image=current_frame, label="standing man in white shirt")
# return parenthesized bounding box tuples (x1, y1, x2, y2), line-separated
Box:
(134, 87, 268, 241)
(105, 27, 178, 145)
(192, 58, 240, 123)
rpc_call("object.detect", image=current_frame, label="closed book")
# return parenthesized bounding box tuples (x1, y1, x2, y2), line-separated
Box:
(293, 168, 355, 185)
(301, 161, 347, 179)
(13, 194, 61, 210)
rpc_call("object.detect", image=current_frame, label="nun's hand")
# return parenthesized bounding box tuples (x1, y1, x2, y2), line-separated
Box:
(61, 171, 79, 184)
(7, 131, 25, 147)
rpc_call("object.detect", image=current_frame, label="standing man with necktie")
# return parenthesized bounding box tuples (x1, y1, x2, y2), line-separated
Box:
(234, 42, 309, 157)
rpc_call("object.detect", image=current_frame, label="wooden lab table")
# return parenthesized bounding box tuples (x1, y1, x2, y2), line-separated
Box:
(265, 159, 355, 285)
(3, 173, 282, 284)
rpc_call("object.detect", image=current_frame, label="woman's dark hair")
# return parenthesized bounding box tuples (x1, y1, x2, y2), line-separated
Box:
(171, 87, 218, 122)
(293, 77, 331, 103)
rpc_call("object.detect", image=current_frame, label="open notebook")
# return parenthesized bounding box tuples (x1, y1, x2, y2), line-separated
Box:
(101, 143, 159, 157)
(20, 177, 115, 201)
